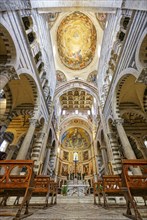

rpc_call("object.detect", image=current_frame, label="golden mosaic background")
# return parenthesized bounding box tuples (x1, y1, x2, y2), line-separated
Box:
(61, 127, 91, 149)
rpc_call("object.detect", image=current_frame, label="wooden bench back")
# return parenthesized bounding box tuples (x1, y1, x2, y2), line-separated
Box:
(103, 175, 122, 193)
(122, 159, 147, 192)
(0, 160, 34, 189)
(34, 175, 50, 193)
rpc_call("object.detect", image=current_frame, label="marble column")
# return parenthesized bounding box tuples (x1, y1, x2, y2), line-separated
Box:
(38, 124, 49, 168)
(114, 119, 136, 159)
(114, 119, 141, 175)
(91, 144, 96, 175)
(100, 145, 109, 174)
(107, 132, 122, 174)
(42, 146, 51, 175)
(54, 152, 60, 181)
(93, 140, 99, 176)
(31, 123, 48, 174)
(6, 144, 17, 159)
(0, 117, 12, 145)
(16, 118, 37, 160)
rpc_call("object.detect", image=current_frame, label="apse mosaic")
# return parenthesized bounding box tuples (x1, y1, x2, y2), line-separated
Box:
(57, 11, 97, 70)
(61, 127, 90, 149)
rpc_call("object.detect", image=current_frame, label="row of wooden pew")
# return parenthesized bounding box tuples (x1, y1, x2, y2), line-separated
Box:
(93, 159, 147, 220)
(0, 160, 58, 220)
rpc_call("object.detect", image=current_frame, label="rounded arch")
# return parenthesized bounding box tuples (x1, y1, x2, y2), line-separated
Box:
(59, 119, 92, 144)
(55, 79, 99, 104)
(0, 18, 18, 67)
(59, 115, 92, 133)
(112, 71, 139, 119)
(18, 72, 40, 118)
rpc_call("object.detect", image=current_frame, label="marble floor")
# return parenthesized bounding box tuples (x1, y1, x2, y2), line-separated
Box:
(0, 195, 147, 220)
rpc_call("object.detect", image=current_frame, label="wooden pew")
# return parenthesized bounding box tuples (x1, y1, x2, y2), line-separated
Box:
(32, 176, 58, 207)
(122, 159, 147, 220)
(0, 160, 35, 220)
(102, 175, 126, 207)
(93, 176, 126, 207)
(7, 176, 58, 208)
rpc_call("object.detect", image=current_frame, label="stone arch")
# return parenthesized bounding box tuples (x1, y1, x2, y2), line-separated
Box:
(112, 70, 142, 119)
(0, 73, 40, 146)
(55, 79, 99, 104)
(0, 22, 17, 66)
(18, 73, 40, 118)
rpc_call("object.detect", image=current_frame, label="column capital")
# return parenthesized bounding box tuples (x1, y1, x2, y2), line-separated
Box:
(29, 118, 38, 126)
(0, 66, 19, 80)
(100, 146, 107, 150)
(137, 68, 147, 85)
(113, 118, 124, 125)
(107, 132, 117, 139)
(9, 144, 18, 150)
(36, 132, 45, 139)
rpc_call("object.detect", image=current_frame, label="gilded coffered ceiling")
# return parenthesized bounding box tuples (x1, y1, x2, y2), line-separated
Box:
(61, 127, 91, 150)
(60, 89, 93, 110)
(57, 11, 97, 70)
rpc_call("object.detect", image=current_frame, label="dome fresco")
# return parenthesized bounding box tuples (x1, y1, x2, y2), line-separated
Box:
(57, 11, 97, 70)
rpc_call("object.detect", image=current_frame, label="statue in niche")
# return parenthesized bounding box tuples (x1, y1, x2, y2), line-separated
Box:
(63, 151, 69, 161)
(61, 164, 68, 176)
(83, 151, 89, 160)
(83, 164, 89, 176)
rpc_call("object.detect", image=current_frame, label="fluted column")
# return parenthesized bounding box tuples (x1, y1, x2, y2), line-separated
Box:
(16, 118, 37, 160)
(100, 145, 109, 174)
(42, 146, 51, 175)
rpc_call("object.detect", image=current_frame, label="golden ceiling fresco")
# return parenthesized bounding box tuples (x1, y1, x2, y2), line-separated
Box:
(57, 11, 97, 70)
(61, 127, 91, 149)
